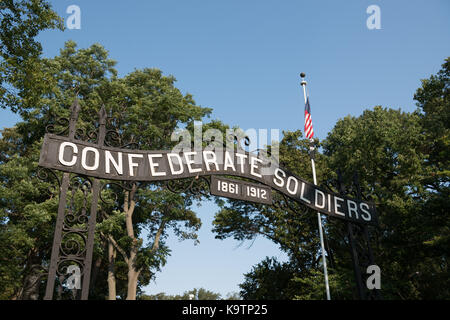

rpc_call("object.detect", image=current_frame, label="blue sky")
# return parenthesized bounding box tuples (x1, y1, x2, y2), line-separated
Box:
(1, 0, 449, 297)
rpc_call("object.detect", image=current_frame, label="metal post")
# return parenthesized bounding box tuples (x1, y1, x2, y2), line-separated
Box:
(44, 101, 105, 300)
(335, 170, 365, 299)
(80, 106, 107, 300)
(347, 222, 366, 299)
(44, 100, 80, 300)
(353, 172, 382, 300)
(300, 73, 331, 300)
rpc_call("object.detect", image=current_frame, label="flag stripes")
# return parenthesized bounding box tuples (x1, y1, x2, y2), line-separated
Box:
(304, 98, 314, 140)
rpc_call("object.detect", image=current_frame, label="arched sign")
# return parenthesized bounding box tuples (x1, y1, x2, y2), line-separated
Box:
(39, 133, 378, 226)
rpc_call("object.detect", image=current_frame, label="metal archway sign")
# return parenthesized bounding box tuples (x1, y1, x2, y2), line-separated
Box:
(39, 134, 377, 226)
(38, 100, 379, 300)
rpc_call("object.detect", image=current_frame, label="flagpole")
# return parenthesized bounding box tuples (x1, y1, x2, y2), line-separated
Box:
(300, 73, 331, 300)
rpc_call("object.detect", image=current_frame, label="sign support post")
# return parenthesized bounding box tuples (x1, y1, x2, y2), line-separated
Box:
(43, 101, 106, 300)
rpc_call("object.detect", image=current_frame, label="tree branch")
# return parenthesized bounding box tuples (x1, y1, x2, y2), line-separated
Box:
(151, 220, 167, 254)
(100, 232, 129, 264)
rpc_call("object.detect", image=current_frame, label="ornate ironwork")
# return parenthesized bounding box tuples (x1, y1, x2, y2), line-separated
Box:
(99, 181, 134, 205)
(322, 170, 381, 300)
(74, 127, 99, 144)
(103, 117, 140, 150)
(42, 101, 105, 300)
(45, 117, 70, 136)
(36, 167, 62, 197)
(165, 176, 211, 197)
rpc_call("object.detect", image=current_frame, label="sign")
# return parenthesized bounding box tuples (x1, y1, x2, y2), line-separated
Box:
(210, 176, 272, 205)
(39, 133, 378, 225)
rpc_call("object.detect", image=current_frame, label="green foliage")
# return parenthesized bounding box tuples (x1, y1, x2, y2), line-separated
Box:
(414, 57, 450, 181)
(221, 59, 449, 300)
(0, 0, 63, 60)
(0, 38, 227, 299)
(140, 288, 222, 300)
(0, 0, 63, 113)
(0, 39, 119, 295)
(213, 130, 332, 300)
(0, 127, 58, 299)
(239, 257, 297, 300)
(320, 59, 449, 299)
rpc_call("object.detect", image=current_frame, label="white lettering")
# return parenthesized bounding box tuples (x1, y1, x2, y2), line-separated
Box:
(334, 196, 345, 216)
(315, 189, 326, 209)
(366, 5, 381, 30)
(223, 151, 236, 172)
(203, 151, 219, 171)
(58, 142, 78, 166)
(366, 265, 381, 289)
(250, 157, 263, 178)
(128, 154, 143, 177)
(360, 202, 372, 221)
(286, 176, 299, 195)
(273, 168, 285, 187)
(184, 152, 202, 174)
(347, 200, 359, 219)
(148, 154, 166, 177)
(235, 153, 247, 173)
(81, 147, 99, 171)
(66, 5, 81, 30)
(105, 151, 123, 175)
(299, 182, 311, 203)
(167, 153, 184, 175)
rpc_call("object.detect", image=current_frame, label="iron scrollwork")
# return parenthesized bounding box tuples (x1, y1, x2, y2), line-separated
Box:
(165, 176, 211, 197)
(50, 174, 92, 299)
(45, 117, 70, 136)
(41, 101, 106, 300)
(320, 171, 381, 300)
(36, 167, 62, 197)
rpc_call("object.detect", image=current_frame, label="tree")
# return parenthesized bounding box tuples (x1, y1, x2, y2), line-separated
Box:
(217, 58, 450, 300)
(212, 131, 336, 299)
(0, 41, 226, 299)
(239, 257, 297, 300)
(0, 0, 63, 113)
(0, 126, 59, 299)
(91, 67, 213, 300)
(414, 57, 450, 182)
(321, 56, 450, 299)
(140, 288, 222, 300)
(410, 57, 449, 298)
(0, 41, 116, 299)
(224, 292, 242, 300)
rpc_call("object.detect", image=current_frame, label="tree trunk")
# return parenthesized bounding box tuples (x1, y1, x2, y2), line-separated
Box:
(107, 240, 117, 300)
(126, 235, 140, 300)
(126, 266, 140, 300)
(20, 272, 41, 300)
(124, 185, 141, 300)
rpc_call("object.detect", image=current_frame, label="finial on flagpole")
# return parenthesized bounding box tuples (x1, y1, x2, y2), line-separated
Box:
(300, 72, 307, 86)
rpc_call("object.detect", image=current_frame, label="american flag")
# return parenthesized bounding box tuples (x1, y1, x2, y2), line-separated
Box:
(304, 97, 314, 140)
